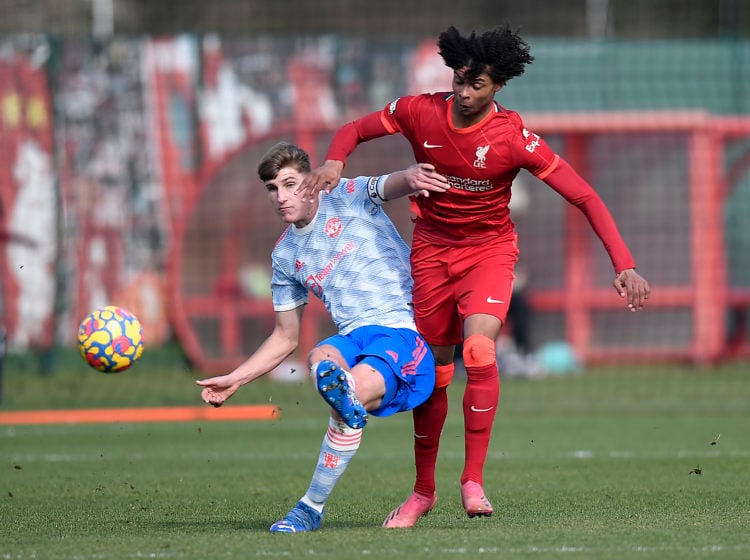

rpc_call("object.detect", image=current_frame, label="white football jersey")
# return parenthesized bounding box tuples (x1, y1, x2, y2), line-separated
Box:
(270, 174, 415, 335)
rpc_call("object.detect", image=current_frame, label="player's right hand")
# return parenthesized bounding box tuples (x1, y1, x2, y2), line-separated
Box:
(297, 160, 344, 199)
(196, 376, 240, 407)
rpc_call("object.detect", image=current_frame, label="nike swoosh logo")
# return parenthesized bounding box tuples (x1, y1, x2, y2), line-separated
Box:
(486, 297, 505, 304)
(414, 433, 429, 438)
(470, 406, 495, 413)
(423, 141, 443, 149)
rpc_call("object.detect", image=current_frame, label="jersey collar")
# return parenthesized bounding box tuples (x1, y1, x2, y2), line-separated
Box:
(445, 94, 501, 133)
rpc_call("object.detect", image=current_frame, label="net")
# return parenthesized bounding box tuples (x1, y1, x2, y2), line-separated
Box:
(0, 2, 749, 410)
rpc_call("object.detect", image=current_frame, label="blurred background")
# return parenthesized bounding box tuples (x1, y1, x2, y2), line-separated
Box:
(1, 0, 749, 403)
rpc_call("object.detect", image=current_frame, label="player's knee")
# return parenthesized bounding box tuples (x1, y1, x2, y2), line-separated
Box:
(434, 363, 455, 389)
(307, 344, 338, 368)
(462, 334, 496, 368)
(308, 348, 325, 366)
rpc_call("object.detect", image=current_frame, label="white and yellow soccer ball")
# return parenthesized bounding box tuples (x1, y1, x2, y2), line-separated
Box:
(77, 306, 144, 373)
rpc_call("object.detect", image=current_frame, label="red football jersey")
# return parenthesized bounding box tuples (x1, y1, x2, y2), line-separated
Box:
(326, 92, 635, 270)
(382, 93, 558, 243)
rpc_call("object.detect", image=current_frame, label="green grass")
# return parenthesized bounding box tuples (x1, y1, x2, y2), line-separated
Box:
(2, 357, 750, 559)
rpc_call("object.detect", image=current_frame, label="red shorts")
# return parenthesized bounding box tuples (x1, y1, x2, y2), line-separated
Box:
(411, 233, 519, 346)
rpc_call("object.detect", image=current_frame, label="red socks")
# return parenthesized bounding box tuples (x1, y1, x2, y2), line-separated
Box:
(461, 362, 500, 485)
(410, 361, 500, 495)
(412, 385, 448, 497)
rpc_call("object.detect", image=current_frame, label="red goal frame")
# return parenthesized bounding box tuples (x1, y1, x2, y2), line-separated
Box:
(523, 111, 750, 365)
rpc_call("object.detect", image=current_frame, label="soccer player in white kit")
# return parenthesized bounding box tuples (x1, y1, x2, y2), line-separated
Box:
(197, 142, 450, 532)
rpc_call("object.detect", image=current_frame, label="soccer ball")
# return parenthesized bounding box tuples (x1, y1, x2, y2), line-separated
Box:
(77, 306, 144, 373)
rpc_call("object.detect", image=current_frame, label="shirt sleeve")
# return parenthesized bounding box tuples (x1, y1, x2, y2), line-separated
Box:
(270, 256, 308, 311)
(543, 158, 637, 273)
(334, 175, 389, 210)
(324, 109, 395, 162)
(504, 111, 560, 178)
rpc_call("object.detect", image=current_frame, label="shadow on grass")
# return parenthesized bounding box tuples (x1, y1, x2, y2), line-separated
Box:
(153, 516, 379, 532)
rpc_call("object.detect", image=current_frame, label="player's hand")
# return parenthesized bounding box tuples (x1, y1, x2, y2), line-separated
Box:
(196, 375, 241, 407)
(296, 160, 344, 199)
(405, 163, 450, 198)
(613, 268, 650, 312)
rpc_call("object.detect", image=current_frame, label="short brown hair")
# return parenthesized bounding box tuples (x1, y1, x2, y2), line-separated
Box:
(257, 142, 311, 182)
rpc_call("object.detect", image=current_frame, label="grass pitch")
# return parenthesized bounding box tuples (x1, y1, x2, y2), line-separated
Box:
(2, 359, 749, 559)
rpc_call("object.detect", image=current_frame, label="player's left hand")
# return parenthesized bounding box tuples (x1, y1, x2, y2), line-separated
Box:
(196, 375, 241, 407)
(613, 268, 650, 312)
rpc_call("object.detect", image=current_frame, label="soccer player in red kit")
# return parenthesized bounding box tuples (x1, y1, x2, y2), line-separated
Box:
(299, 24, 651, 528)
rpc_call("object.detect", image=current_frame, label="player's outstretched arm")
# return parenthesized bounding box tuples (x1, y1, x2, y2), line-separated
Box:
(297, 111, 393, 199)
(196, 307, 302, 407)
(383, 163, 450, 200)
(613, 268, 650, 312)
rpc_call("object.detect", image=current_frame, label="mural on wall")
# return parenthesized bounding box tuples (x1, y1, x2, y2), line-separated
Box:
(56, 38, 168, 348)
(0, 33, 374, 352)
(0, 37, 56, 351)
(2, 31, 746, 365)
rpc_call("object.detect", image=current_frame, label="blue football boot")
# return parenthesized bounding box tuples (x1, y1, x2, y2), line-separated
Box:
(313, 360, 368, 429)
(269, 501, 323, 533)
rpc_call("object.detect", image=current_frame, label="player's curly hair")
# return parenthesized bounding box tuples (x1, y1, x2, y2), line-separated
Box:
(437, 24, 534, 84)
